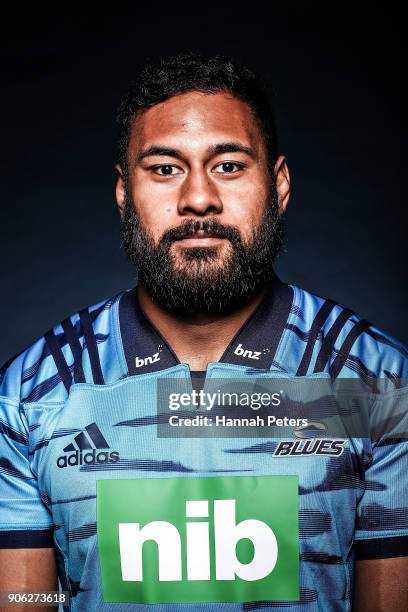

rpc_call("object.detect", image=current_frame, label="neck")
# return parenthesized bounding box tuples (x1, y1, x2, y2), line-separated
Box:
(136, 283, 269, 371)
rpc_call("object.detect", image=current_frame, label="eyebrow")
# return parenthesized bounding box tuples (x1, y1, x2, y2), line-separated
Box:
(136, 141, 256, 163)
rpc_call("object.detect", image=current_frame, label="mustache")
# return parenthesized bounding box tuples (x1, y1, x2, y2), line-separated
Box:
(160, 218, 242, 245)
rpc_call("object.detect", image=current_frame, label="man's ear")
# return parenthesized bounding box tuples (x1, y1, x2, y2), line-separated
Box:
(274, 155, 290, 215)
(115, 164, 126, 220)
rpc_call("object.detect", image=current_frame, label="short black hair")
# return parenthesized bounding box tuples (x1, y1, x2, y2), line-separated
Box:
(116, 51, 279, 184)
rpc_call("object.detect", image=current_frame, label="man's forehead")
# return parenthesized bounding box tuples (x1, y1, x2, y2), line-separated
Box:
(128, 91, 263, 159)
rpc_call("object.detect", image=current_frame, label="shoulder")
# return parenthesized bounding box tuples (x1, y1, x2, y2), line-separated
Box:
(0, 288, 129, 405)
(289, 282, 408, 380)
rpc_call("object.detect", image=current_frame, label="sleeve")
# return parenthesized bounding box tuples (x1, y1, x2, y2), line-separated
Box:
(354, 385, 408, 559)
(0, 354, 54, 548)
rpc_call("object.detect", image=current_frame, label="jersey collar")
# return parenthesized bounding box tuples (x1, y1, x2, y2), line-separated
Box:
(118, 273, 293, 376)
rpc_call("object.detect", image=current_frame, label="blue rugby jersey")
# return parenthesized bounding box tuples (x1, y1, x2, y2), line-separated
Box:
(1, 274, 408, 611)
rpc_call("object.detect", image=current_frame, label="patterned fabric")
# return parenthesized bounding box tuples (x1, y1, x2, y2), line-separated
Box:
(1, 274, 407, 611)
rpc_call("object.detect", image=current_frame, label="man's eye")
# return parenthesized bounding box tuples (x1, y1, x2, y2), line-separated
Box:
(213, 162, 244, 174)
(152, 165, 182, 176)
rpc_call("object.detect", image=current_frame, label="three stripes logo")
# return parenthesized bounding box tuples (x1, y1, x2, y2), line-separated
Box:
(56, 422, 120, 469)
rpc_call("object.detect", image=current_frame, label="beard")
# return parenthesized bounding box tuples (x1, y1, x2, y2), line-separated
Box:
(121, 185, 286, 316)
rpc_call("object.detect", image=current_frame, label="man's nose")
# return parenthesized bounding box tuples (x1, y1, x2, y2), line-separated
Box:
(177, 169, 223, 216)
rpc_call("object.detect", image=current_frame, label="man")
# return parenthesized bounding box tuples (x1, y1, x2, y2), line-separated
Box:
(0, 51, 407, 611)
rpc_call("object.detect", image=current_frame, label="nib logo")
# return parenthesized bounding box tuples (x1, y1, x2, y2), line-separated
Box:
(57, 422, 120, 468)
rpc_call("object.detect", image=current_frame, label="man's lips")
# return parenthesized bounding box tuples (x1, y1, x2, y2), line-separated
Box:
(177, 236, 226, 246)
(173, 230, 227, 246)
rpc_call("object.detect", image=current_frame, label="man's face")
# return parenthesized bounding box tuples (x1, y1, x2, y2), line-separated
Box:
(116, 91, 288, 314)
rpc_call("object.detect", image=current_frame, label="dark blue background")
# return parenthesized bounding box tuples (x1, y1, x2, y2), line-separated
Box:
(1, 6, 406, 363)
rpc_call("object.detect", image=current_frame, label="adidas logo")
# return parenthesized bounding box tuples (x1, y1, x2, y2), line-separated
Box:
(56, 422, 120, 469)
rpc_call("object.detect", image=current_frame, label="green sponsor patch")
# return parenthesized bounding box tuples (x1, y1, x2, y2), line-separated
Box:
(97, 475, 299, 604)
